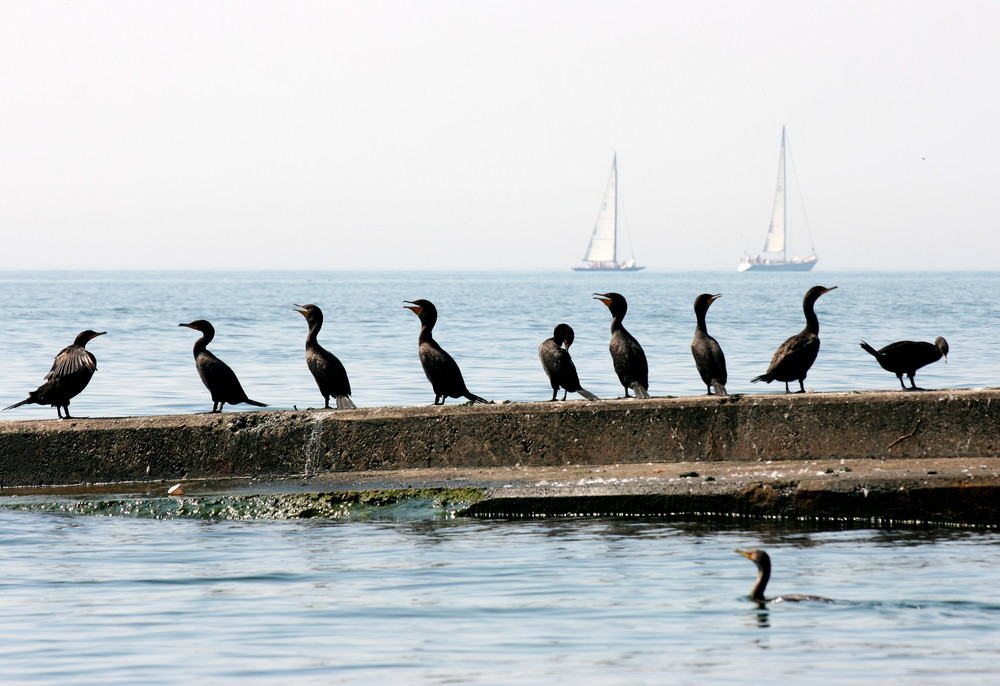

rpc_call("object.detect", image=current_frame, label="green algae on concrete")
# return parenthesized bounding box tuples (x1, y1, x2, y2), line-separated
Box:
(0, 487, 486, 521)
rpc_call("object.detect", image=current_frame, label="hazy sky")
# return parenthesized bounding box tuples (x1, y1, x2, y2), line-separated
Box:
(2, 0, 998, 271)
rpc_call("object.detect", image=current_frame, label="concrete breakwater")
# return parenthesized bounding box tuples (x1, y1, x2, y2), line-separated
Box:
(1, 388, 998, 488)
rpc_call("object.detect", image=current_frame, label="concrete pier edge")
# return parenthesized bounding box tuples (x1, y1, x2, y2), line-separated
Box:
(2, 388, 999, 525)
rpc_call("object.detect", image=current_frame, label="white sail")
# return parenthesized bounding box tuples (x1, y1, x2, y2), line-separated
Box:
(582, 155, 617, 263)
(737, 126, 817, 272)
(761, 127, 786, 257)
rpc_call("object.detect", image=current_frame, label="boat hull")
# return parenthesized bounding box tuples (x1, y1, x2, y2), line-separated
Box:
(737, 257, 817, 272)
(572, 264, 646, 272)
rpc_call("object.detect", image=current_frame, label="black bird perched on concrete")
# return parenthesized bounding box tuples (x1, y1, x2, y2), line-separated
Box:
(403, 299, 488, 405)
(538, 323, 600, 402)
(735, 549, 832, 604)
(178, 320, 266, 413)
(594, 292, 649, 398)
(752, 285, 837, 393)
(294, 304, 356, 409)
(3, 329, 107, 419)
(691, 293, 727, 396)
(859, 336, 949, 391)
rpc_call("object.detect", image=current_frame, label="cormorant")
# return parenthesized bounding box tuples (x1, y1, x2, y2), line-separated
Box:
(538, 323, 600, 401)
(751, 285, 837, 393)
(403, 300, 488, 405)
(735, 549, 832, 603)
(3, 330, 107, 419)
(294, 304, 356, 409)
(860, 336, 948, 391)
(594, 292, 650, 398)
(178, 320, 267, 413)
(691, 293, 727, 396)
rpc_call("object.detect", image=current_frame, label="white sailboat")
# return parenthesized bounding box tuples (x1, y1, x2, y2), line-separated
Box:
(572, 154, 644, 271)
(738, 127, 818, 272)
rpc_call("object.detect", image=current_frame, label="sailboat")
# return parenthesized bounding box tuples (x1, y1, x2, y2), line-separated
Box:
(572, 154, 644, 271)
(738, 127, 818, 272)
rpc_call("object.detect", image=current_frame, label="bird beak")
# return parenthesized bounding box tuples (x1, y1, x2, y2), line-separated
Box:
(403, 301, 422, 315)
(593, 293, 612, 306)
(178, 323, 194, 329)
(710, 294, 722, 303)
(293, 305, 309, 318)
(823, 286, 838, 294)
(734, 549, 752, 559)
(91, 331, 108, 339)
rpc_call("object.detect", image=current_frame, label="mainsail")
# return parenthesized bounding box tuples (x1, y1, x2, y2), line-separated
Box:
(572, 154, 644, 271)
(762, 128, 787, 258)
(582, 155, 618, 263)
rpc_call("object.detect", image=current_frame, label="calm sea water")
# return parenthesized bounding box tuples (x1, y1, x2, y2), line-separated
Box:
(1, 270, 997, 418)
(1, 508, 998, 685)
(2, 271, 1000, 684)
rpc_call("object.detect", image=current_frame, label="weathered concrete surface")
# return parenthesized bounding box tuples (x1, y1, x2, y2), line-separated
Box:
(0, 388, 998, 488)
(2, 458, 998, 526)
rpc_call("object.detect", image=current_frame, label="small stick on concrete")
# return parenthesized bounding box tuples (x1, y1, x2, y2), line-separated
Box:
(887, 419, 922, 449)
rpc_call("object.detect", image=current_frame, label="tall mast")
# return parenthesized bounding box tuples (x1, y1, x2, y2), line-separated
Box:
(612, 152, 618, 264)
(779, 127, 787, 262)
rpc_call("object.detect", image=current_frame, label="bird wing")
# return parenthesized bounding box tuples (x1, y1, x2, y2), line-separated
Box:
(307, 347, 352, 396)
(45, 345, 97, 380)
(420, 340, 468, 397)
(693, 332, 727, 386)
(880, 341, 940, 370)
(764, 332, 819, 378)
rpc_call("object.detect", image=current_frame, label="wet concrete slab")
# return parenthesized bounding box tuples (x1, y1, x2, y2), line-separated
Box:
(1, 388, 998, 524)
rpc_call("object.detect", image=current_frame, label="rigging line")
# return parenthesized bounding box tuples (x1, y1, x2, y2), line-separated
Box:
(785, 133, 817, 253)
(616, 164, 639, 262)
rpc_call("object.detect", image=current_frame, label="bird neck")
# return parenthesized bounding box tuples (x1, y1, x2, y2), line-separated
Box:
(750, 563, 770, 602)
(193, 332, 213, 356)
(418, 320, 436, 345)
(610, 314, 625, 333)
(306, 320, 322, 347)
(803, 299, 821, 335)
(695, 308, 710, 334)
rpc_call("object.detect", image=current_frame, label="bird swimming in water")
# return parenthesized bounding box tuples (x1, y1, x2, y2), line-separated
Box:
(538, 323, 600, 402)
(751, 285, 837, 393)
(691, 293, 727, 396)
(735, 549, 832, 604)
(3, 330, 107, 419)
(294, 304, 356, 409)
(859, 336, 949, 391)
(178, 320, 267, 413)
(403, 299, 488, 405)
(594, 292, 650, 398)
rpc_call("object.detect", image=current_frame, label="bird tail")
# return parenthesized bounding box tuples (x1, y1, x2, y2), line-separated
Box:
(465, 393, 490, 404)
(711, 382, 728, 396)
(245, 399, 267, 407)
(630, 381, 650, 399)
(335, 395, 357, 410)
(577, 388, 600, 401)
(750, 374, 771, 384)
(2, 398, 31, 412)
(859, 340, 879, 358)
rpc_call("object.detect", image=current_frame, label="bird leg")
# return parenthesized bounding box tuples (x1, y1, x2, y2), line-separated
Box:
(561, 389, 568, 401)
